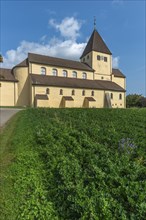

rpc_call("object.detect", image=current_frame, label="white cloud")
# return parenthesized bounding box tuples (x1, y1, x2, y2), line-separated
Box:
(2, 16, 120, 70)
(1, 17, 86, 68)
(112, 56, 120, 68)
(49, 17, 82, 40)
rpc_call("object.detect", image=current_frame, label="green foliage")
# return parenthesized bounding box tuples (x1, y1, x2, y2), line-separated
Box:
(0, 108, 146, 219)
(126, 94, 145, 108)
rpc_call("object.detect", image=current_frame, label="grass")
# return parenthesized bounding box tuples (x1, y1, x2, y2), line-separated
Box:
(0, 112, 23, 220)
(0, 108, 146, 219)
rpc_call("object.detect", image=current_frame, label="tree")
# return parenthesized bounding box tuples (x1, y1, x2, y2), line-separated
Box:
(126, 94, 145, 108)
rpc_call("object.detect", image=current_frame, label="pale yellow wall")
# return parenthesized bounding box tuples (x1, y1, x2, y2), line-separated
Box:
(80, 52, 92, 68)
(112, 75, 126, 89)
(92, 51, 112, 80)
(31, 86, 105, 108)
(35, 99, 50, 108)
(0, 82, 17, 106)
(105, 90, 126, 108)
(13, 67, 30, 106)
(30, 63, 94, 80)
(81, 51, 112, 80)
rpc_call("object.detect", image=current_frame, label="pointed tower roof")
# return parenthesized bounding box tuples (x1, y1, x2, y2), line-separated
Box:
(80, 29, 112, 59)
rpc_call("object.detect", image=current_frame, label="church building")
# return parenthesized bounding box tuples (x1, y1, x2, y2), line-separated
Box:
(0, 28, 126, 108)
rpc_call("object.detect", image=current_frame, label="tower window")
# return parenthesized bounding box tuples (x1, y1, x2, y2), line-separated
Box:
(82, 72, 87, 79)
(72, 71, 77, 78)
(83, 58, 85, 62)
(87, 55, 89, 59)
(52, 68, 58, 76)
(97, 55, 100, 60)
(111, 93, 113, 99)
(104, 57, 107, 62)
(41, 67, 46, 75)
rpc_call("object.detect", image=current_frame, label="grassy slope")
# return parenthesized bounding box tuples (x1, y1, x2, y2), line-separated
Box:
(0, 108, 146, 220)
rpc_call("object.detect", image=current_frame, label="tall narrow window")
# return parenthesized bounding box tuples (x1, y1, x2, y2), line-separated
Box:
(46, 88, 50, 94)
(52, 68, 58, 76)
(72, 90, 75, 96)
(60, 89, 63, 95)
(111, 93, 113, 99)
(41, 67, 46, 75)
(119, 94, 122, 100)
(82, 90, 85, 96)
(97, 55, 100, 60)
(91, 91, 94, 96)
(104, 57, 107, 62)
(82, 72, 87, 79)
(62, 70, 67, 77)
(72, 71, 77, 78)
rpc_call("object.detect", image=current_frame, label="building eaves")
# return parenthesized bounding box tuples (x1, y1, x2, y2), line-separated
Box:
(112, 68, 126, 78)
(30, 74, 125, 92)
(0, 68, 18, 82)
(28, 53, 94, 72)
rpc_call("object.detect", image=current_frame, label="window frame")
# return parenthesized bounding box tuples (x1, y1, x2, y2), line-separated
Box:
(63, 70, 67, 77)
(46, 88, 50, 94)
(41, 67, 46, 75)
(82, 72, 87, 79)
(60, 89, 63, 95)
(119, 94, 122, 100)
(52, 68, 58, 76)
(91, 90, 94, 96)
(72, 89, 75, 96)
(72, 71, 77, 78)
(82, 90, 85, 96)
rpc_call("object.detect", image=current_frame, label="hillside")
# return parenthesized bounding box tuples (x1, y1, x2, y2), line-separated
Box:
(0, 108, 146, 220)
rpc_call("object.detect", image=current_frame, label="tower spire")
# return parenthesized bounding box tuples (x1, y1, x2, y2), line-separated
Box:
(94, 16, 96, 30)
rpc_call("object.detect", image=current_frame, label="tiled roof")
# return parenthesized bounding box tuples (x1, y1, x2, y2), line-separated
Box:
(80, 30, 112, 58)
(14, 59, 28, 68)
(0, 68, 18, 82)
(63, 96, 74, 101)
(85, 97, 96, 101)
(112, 68, 126, 78)
(35, 94, 48, 100)
(28, 53, 94, 72)
(30, 74, 125, 92)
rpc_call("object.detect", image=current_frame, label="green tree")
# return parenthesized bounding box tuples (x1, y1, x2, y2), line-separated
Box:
(126, 94, 144, 108)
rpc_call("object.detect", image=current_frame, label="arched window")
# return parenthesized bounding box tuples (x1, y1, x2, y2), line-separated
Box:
(41, 67, 46, 75)
(91, 91, 94, 96)
(60, 89, 63, 95)
(119, 94, 122, 100)
(46, 88, 50, 94)
(63, 70, 67, 77)
(111, 93, 113, 99)
(82, 72, 87, 79)
(72, 71, 77, 78)
(52, 68, 58, 76)
(82, 90, 85, 96)
(72, 90, 75, 96)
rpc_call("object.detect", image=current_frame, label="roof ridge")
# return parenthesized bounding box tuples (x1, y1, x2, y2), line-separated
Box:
(80, 29, 112, 58)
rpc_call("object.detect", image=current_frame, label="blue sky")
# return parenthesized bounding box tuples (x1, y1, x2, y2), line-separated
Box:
(0, 0, 145, 95)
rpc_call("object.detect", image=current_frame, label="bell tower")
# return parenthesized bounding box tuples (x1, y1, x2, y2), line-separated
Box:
(80, 23, 112, 80)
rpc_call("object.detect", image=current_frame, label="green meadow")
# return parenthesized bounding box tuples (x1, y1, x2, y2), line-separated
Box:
(0, 108, 146, 220)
